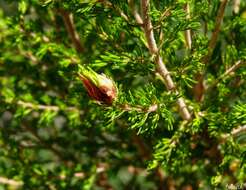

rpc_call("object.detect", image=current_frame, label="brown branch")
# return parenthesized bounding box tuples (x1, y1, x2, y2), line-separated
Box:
(230, 125, 246, 137)
(184, 3, 192, 49)
(0, 177, 23, 187)
(103, 0, 130, 23)
(116, 119, 166, 190)
(128, 0, 143, 25)
(18, 100, 157, 117)
(60, 172, 85, 180)
(19, 50, 39, 65)
(21, 123, 64, 159)
(233, 0, 240, 14)
(155, 7, 172, 30)
(220, 60, 244, 79)
(18, 100, 60, 111)
(203, 0, 228, 64)
(118, 103, 158, 113)
(208, 60, 245, 90)
(58, 9, 84, 53)
(194, 0, 228, 101)
(221, 125, 246, 140)
(17, 100, 82, 113)
(130, 0, 191, 121)
(21, 122, 79, 165)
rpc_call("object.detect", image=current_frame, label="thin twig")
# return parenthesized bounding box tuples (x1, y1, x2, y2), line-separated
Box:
(208, 60, 245, 90)
(116, 119, 166, 190)
(231, 125, 246, 137)
(0, 177, 23, 187)
(194, 0, 228, 101)
(21, 122, 79, 165)
(233, 0, 240, 14)
(128, 0, 143, 25)
(21, 124, 64, 159)
(203, 0, 228, 64)
(99, 0, 143, 29)
(184, 3, 192, 49)
(17, 100, 158, 115)
(118, 103, 158, 113)
(104, 0, 130, 22)
(19, 50, 39, 65)
(17, 100, 81, 113)
(18, 100, 59, 111)
(58, 9, 84, 53)
(221, 125, 246, 140)
(154, 7, 172, 30)
(59, 172, 85, 180)
(131, 0, 191, 120)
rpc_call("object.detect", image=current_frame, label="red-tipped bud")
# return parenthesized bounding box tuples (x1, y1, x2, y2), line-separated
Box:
(79, 69, 117, 105)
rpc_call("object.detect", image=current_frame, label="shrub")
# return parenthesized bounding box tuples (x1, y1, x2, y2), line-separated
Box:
(0, 0, 245, 189)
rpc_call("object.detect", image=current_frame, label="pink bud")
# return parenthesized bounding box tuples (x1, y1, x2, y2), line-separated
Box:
(79, 72, 117, 105)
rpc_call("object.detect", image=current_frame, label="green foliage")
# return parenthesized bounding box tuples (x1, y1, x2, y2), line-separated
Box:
(0, 0, 246, 189)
